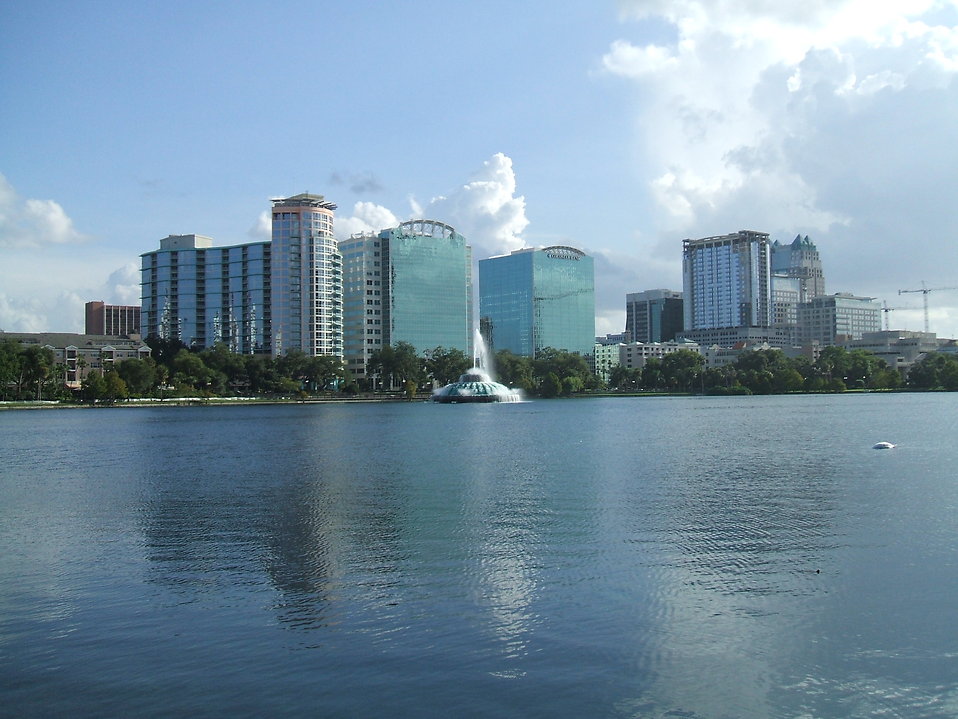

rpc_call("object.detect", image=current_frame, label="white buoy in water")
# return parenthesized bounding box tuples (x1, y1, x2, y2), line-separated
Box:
(873, 441, 896, 449)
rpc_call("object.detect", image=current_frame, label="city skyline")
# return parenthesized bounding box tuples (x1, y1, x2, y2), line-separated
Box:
(2, 1, 957, 338)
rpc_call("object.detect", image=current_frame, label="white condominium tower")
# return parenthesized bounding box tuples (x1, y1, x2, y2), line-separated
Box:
(681, 230, 774, 345)
(270, 193, 343, 357)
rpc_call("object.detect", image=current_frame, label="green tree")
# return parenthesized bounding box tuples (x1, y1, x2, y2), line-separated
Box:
(845, 349, 887, 389)
(609, 364, 641, 391)
(532, 348, 592, 394)
(116, 358, 157, 397)
(0, 339, 22, 400)
(171, 349, 212, 392)
(200, 343, 249, 394)
(539, 372, 562, 398)
(145, 335, 188, 370)
(243, 355, 282, 394)
(660, 349, 704, 392)
(369, 342, 423, 389)
(641, 358, 665, 390)
(21, 345, 56, 400)
(80, 372, 107, 404)
(103, 371, 129, 404)
(494, 350, 534, 391)
(908, 352, 958, 390)
(424, 346, 471, 387)
(814, 346, 850, 382)
(305, 355, 347, 392)
(771, 367, 805, 393)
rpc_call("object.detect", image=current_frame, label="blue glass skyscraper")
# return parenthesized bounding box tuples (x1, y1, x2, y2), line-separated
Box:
(479, 246, 595, 357)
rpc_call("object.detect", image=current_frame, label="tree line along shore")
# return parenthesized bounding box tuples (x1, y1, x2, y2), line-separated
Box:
(2, 336, 957, 407)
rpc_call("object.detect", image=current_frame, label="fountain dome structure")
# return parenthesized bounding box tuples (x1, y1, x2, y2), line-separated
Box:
(432, 329, 523, 403)
(431, 367, 522, 403)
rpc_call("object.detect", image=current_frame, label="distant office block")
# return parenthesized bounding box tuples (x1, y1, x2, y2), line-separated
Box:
(771, 235, 825, 302)
(479, 246, 595, 357)
(625, 289, 683, 343)
(798, 293, 881, 345)
(85, 301, 140, 336)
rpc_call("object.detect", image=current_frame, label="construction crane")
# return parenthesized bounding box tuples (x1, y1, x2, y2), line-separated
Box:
(898, 283, 958, 333)
(881, 301, 895, 331)
(880, 300, 920, 331)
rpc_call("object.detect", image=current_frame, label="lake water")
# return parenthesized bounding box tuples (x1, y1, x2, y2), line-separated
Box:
(1, 394, 957, 718)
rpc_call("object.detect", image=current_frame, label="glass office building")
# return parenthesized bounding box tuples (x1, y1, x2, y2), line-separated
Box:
(479, 246, 595, 357)
(270, 194, 342, 357)
(625, 289, 683, 343)
(341, 220, 472, 380)
(140, 234, 270, 353)
(798, 293, 882, 345)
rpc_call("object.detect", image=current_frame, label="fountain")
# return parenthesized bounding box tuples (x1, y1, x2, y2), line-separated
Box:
(431, 330, 523, 403)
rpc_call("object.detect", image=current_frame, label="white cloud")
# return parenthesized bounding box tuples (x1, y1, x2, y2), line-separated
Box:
(0, 173, 87, 247)
(334, 153, 530, 262)
(603, 0, 958, 337)
(104, 263, 141, 306)
(248, 211, 271, 241)
(334, 201, 399, 240)
(0, 176, 146, 332)
(424, 152, 530, 259)
(0, 293, 49, 333)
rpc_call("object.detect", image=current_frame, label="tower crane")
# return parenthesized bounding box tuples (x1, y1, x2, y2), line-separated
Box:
(881, 301, 895, 331)
(898, 283, 958, 333)
(880, 300, 920, 331)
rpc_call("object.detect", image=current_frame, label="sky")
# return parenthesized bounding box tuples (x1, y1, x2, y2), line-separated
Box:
(2, 0, 958, 338)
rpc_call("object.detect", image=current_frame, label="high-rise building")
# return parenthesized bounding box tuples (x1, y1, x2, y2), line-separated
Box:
(85, 301, 141, 336)
(625, 289, 683, 343)
(341, 219, 472, 381)
(771, 235, 825, 302)
(770, 274, 802, 344)
(270, 194, 342, 357)
(681, 230, 776, 346)
(140, 234, 271, 353)
(479, 246, 595, 357)
(798, 293, 882, 345)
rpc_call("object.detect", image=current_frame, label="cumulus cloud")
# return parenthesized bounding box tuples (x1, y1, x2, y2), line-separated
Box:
(104, 263, 141, 306)
(604, 0, 958, 336)
(423, 152, 530, 259)
(334, 201, 400, 240)
(248, 210, 271, 240)
(0, 175, 145, 332)
(0, 173, 87, 247)
(333, 153, 530, 262)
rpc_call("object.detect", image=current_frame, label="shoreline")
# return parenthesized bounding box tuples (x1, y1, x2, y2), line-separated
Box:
(0, 387, 928, 411)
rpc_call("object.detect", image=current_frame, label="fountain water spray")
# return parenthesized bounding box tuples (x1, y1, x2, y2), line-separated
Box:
(431, 328, 523, 403)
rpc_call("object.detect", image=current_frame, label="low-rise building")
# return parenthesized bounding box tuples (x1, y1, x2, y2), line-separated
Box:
(843, 330, 942, 372)
(593, 334, 626, 383)
(618, 340, 701, 370)
(1, 332, 151, 389)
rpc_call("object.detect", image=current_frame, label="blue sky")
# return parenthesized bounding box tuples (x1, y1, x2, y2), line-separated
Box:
(3, 0, 958, 338)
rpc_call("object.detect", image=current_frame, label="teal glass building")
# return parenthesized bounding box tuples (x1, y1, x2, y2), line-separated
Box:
(341, 220, 472, 382)
(479, 246, 595, 357)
